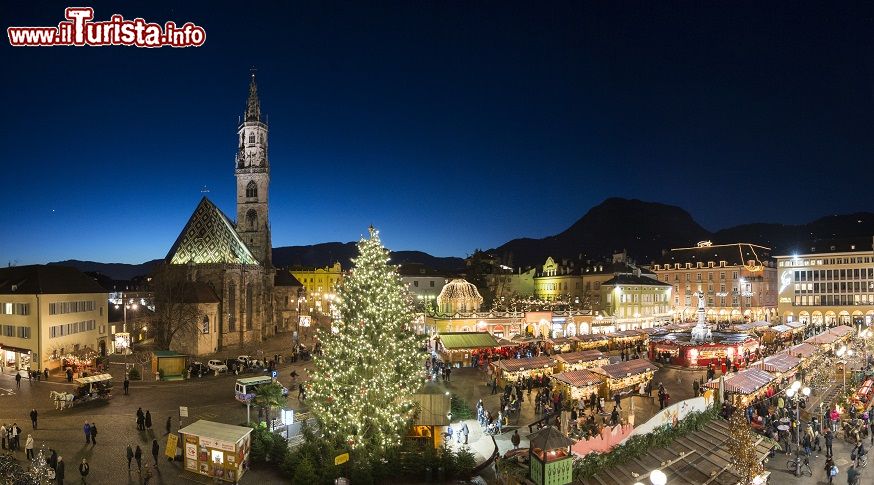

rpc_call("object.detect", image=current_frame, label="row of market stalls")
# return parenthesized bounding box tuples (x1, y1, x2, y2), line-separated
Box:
(433, 330, 649, 367)
(703, 325, 856, 405)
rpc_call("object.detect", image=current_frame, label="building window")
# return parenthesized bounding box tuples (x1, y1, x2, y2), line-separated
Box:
(246, 181, 257, 198)
(246, 284, 254, 331)
(430, 281, 435, 287)
(16, 326, 31, 339)
(202, 316, 210, 334)
(246, 209, 258, 230)
(228, 283, 236, 331)
(413, 281, 419, 287)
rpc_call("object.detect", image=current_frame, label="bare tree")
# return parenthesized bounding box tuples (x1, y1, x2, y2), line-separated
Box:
(150, 264, 206, 349)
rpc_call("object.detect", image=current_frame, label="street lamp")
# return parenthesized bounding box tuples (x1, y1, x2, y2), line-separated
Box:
(786, 381, 811, 477)
(650, 469, 667, 485)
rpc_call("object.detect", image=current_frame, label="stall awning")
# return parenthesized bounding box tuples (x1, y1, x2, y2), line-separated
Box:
(595, 359, 655, 379)
(760, 352, 802, 373)
(437, 332, 499, 350)
(769, 324, 792, 333)
(178, 420, 252, 444)
(552, 369, 604, 388)
(705, 368, 775, 394)
(556, 350, 605, 365)
(732, 321, 770, 332)
(804, 326, 855, 345)
(785, 321, 806, 329)
(73, 373, 113, 385)
(575, 334, 609, 343)
(612, 330, 645, 338)
(493, 356, 556, 373)
(787, 343, 819, 359)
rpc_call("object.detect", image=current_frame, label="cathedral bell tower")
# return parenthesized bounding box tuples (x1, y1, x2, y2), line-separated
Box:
(235, 72, 272, 267)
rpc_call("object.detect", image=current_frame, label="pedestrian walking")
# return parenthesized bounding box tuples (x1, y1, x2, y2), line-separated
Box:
(613, 392, 622, 410)
(89, 422, 97, 445)
(25, 434, 34, 460)
(15, 372, 21, 388)
(78, 458, 89, 484)
(460, 422, 469, 444)
(49, 449, 58, 471)
(136, 408, 145, 431)
(43, 369, 48, 380)
(56, 456, 65, 485)
(165, 416, 172, 435)
(1, 423, 6, 450)
(82, 422, 90, 444)
(825, 428, 834, 457)
(30, 409, 38, 429)
(66, 368, 73, 383)
(134, 445, 143, 473)
(126, 445, 134, 471)
(151, 439, 159, 465)
(123, 377, 129, 395)
(824, 455, 836, 485)
(145, 411, 152, 430)
(511, 430, 521, 449)
(143, 464, 153, 485)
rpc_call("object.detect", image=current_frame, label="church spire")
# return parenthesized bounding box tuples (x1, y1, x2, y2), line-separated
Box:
(245, 70, 261, 122)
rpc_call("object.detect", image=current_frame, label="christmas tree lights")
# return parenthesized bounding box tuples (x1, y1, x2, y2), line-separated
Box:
(309, 227, 424, 454)
(727, 408, 764, 484)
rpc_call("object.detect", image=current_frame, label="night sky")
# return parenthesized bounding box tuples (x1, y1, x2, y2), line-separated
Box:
(2, 1, 873, 265)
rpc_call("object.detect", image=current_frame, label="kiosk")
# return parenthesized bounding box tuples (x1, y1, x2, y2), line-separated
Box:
(178, 420, 252, 483)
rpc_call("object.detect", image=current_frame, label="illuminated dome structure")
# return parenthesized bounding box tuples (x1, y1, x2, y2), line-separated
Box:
(437, 278, 483, 314)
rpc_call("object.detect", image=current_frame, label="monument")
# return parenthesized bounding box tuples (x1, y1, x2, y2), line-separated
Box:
(689, 291, 712, 343)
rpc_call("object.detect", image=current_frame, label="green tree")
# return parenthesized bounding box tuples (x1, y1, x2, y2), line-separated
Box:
(309, 227, 423, 455)
(252, 381, 287, 429)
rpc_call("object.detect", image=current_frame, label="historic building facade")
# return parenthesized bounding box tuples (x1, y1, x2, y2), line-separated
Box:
(651, 241, 778, 323)
(599, 271, 672, 329)
(775, 237, 874, 329)
(164, 74, 276, 351)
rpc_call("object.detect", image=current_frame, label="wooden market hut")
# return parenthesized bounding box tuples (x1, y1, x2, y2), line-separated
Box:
(786, 342, 819, 360)
(762, 324, 793, 344)
(555, 350, 609, 372)
(758, 351, 802, 380)
(552, 369, 605, 400)
(804, 325, 855, 348)
(529, 426, 574, 485)
(550, 337, 576, 353)
(435, 332, 500, 367)
(574, 334, 609, 351)
(704, 367, 776, 405)
(731, 321, 770, 333)
(592, 359, 655, 395)
(492, 355, 557, 385)
(608, 330, 648, 350)
(580, 418, 773, 485)
(408, 389, 451, 449)
(178, 420, 252, 483)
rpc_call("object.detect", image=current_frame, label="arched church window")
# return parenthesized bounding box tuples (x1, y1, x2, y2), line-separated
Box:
(202, 315, 210, 334)
(248, 132, 255, 144)
(246, 181, 257, 198)
(246, 209, 258, 230)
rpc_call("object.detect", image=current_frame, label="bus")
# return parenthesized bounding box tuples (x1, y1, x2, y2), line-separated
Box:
(234, 376, 288, 403)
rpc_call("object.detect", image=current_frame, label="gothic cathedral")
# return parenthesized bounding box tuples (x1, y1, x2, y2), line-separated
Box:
(164, 74, 289, 352)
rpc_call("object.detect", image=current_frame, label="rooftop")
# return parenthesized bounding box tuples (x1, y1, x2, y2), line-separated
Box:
(602, 273, 671, 287)
(776, 236, 874, 257)
(0, 265, 107, 295)
(655, 242, 772, 267)
(178, 420, 252, 444)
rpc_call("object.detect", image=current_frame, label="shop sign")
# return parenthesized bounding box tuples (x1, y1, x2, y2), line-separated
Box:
(335, 453, 349, 465)
(166, 433, 178, 459)
(200, 437, 235, 452)
(185, 442, 197, 460)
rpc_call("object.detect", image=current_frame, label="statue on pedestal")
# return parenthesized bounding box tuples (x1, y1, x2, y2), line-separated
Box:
(690, 290, 712, 343)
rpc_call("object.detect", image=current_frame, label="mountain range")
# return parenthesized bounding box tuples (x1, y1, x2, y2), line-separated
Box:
(46, 197, 874, 280)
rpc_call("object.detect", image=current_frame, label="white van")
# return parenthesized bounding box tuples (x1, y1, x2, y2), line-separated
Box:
(234, 376, 288, 403)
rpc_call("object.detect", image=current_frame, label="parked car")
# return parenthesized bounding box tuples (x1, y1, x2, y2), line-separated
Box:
(189, 362, 208, 377)
(236, 355, 252, 366)
(208, 359, 228, 373)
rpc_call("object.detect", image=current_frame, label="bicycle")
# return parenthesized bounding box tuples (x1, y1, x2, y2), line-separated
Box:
(787, 454, 813, 477)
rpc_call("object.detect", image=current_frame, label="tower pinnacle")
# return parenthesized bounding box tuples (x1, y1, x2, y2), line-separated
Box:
(245, 70, 261, 122)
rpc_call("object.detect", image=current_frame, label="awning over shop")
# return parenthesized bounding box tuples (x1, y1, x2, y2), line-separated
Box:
(787, 343, 819, 359)
(552, 369, 604, 388)
(760, 352, 802, 374)
(804, 325, 855, 345)
(768, 324, 792, 333)
(785, 321, 806, 330)
(493, 355, 556, 373)
(436, 332, 500, 350)
(575, 334, 609, 343)
(581, 419, 773, 485)
(595, 359, 655, 379)
(555, 350, 605, 365)
(705, 368, 775, 394)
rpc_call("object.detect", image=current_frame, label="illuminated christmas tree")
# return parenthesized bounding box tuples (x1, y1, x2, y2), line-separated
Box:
(309, 226, 424, 454)
(727, 408, 763, 484)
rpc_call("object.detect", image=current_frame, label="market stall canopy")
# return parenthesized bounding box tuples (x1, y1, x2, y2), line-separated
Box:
(760, 352, 802, 374)
(785, 321, 806, 330)
(612, 330, 646, 338)
(768, 324, 793, 333)
(436, 332, 500, 350)
(574, 334, 609, 343)
(581, 418, 773, 485)
(805, 325, 855, 345)
(704, 368, 775, 394)
(493, 355, 557, 373)
(555, 350, 605, 365)
(787, 343, 819, 359)
(552, 369, 604, 388)
(73, 374, 113, 385)
(732, 321, 770, 332)
(595, 359, 655, 379)
(511, 334, 540, 343)
(529, 425, 575, 450)
(178, 420, 252, 444)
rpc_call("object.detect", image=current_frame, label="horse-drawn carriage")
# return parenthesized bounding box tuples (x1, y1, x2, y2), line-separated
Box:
(50, 373, 114, 410)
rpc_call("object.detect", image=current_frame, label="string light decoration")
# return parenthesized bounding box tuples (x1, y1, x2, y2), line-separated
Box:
(308, 226, 424, 454)
(727, 407, 764, 484)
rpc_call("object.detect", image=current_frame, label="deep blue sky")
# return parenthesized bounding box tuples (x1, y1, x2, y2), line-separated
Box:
(2, 1, 873, 265)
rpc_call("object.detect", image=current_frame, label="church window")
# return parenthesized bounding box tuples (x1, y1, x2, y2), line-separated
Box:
(246, 209, 258, 230)
(228, 283, 236, 331)
(248, 133, 255, 144)
(246, 284, 254, 331)
(202, 315, 210, 334)
(246, 181, 257, 198)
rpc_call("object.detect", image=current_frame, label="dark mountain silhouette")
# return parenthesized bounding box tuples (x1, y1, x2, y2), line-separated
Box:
(489, 199, 874, 267)
(44, 199, 873, 280)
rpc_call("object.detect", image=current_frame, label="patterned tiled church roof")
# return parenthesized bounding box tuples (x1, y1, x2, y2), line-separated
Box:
(165, 197, 259, 266)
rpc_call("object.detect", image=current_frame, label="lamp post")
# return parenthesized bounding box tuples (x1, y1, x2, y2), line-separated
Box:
(786, 380, 811, 477)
